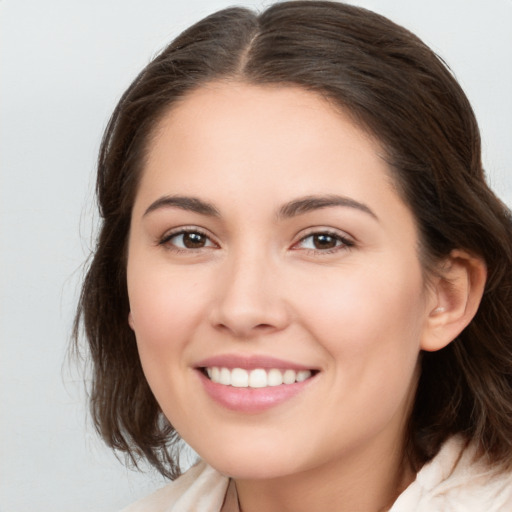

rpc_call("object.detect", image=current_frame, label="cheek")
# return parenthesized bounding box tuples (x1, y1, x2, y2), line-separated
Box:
(296, 261, 426, 367)
(127, 261, 209, 358)
(298, 266, 425, 433)
(126, 263, 211, 421)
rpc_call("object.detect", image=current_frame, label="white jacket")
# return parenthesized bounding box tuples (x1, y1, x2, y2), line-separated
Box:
(121, 437, 512, 511)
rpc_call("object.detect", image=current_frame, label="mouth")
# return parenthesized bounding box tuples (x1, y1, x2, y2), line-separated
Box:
(200, 366, 317, 388)
(194, 355, 319, 412)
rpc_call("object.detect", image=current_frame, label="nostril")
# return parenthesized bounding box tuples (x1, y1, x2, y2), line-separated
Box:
(254, 323, 276, 330)
(213, 322, 273, 338)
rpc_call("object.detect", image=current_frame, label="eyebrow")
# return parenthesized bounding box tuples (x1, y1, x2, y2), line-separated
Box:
(278, 194, 378, 220)
(143, 193, 377, 221)
(143, 195, 220, 217)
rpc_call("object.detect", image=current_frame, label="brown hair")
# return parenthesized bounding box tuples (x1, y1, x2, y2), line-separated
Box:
(74, 1, 512, 479)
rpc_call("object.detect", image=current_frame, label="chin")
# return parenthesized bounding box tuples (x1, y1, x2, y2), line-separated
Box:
(195, 440, 309, 480)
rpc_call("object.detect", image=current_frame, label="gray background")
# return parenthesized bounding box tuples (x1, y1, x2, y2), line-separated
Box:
(1, 0, 511, 510)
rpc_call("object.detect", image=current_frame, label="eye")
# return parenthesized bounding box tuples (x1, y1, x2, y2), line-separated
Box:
(294, 231, 354, 252)
(160, 229, 216, 250)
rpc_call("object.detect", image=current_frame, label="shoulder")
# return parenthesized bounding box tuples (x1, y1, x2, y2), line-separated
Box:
(120, 460, 230, 512)
(391, 437, 512, 511)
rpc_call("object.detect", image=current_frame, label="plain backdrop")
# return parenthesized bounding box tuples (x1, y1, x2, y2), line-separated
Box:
(1, 0, 511, 510)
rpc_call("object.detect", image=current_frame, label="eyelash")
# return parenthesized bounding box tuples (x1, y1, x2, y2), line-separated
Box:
(292, 230, 354, 255)
(158, 227, 217, 253)
(158, 227, 354, 255)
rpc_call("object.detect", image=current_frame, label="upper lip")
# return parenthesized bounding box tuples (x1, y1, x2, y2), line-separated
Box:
(195, 354, 317, 371)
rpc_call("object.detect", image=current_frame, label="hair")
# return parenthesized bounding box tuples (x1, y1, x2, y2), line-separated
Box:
(74, 1, 512, 479)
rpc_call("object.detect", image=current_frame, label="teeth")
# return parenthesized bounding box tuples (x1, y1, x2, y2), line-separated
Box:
(231, 368, 249, 387)
(219, 367, 231, 386)
(248, 368, 267, 388)
(283, 369, 296, 385)
(267, 368, 283, 387)
(205, 367, 313, 388)
(296, 370, 311, 382)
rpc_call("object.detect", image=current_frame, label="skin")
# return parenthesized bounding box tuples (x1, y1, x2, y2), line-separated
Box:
(126, 82, 484, 512)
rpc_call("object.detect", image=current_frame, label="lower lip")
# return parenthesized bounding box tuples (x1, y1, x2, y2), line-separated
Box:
(197, 370, 316, 413)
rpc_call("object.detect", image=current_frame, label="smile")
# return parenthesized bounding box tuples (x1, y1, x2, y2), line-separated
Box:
(205, 367, 313, 388)
(196, 356, 319, 413)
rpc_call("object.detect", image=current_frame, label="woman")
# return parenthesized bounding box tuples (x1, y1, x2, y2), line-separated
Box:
(75, 1, 512, 510)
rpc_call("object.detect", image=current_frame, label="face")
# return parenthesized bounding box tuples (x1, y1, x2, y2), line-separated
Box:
(127, 82, 435, 480)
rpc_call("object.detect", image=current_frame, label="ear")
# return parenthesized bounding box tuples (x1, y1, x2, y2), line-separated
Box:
(421, 250, 487, 352)
(128, 311, 135, 331)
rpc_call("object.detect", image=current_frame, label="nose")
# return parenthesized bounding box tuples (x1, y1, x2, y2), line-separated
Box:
(208, 249, 290, 339)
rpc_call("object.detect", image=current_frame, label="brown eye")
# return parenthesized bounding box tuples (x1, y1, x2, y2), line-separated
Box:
(161, 230, 215, 250)
(311, 234, 338, 250)
(182, 232, 208, 248)
(295, 231, 353, 252)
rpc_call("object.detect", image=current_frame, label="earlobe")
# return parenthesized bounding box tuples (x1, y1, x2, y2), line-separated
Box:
(421, 250, 487, 352)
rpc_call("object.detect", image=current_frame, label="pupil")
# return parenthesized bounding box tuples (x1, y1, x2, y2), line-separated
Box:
(314, 234, 336, 249)
(183, 232, 205, 248)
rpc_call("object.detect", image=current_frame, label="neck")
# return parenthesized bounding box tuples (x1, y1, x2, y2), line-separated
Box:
(234, 433, 415, 512)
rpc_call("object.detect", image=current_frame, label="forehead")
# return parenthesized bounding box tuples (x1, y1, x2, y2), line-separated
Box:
(139, 81, 395, 201)
(152, 81, 378, 151)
